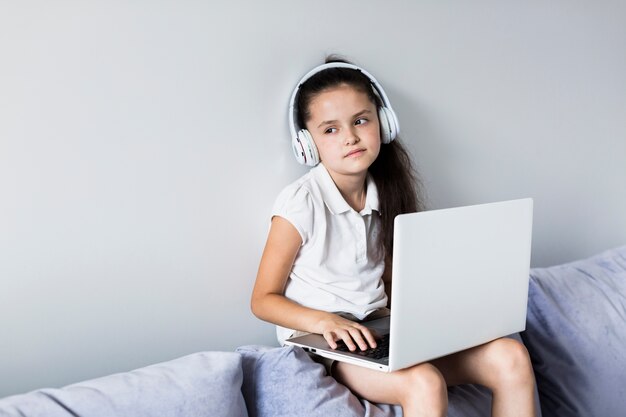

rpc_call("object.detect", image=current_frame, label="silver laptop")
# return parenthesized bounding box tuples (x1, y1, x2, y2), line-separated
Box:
(284, 198, 533, 372)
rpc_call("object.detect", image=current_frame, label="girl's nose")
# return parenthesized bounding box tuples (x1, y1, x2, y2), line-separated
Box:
(345, 129, 359, 145)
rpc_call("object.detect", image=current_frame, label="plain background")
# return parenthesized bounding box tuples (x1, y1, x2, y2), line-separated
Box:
(1, 0, 625, 397)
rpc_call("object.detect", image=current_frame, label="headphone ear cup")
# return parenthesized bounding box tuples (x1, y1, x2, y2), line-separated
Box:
(292, 129, 320, 166)
(378, 107, 398, 144)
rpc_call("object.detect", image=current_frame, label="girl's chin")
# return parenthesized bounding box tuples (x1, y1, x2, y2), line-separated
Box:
(326, 162, 373, 176)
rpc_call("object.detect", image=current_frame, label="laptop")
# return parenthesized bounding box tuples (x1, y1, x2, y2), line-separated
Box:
(284, 198, 533, 372)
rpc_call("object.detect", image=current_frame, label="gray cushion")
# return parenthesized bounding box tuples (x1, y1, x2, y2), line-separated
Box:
(0, 351, 248, 417)
(237, 344, 505, 417)
(237, 345, 385, 417)
(521, 246, 626, 416)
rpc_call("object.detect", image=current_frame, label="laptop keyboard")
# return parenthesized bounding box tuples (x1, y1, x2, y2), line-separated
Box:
(335, 334, 390, 359)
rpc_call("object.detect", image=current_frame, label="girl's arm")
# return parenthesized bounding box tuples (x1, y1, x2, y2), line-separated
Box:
(251, 216, 377, 351)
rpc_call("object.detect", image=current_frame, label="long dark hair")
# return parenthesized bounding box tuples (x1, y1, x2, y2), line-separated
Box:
(297, 56, 425, 259)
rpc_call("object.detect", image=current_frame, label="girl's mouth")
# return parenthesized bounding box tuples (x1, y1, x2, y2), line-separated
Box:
(345, 148, 366, 158)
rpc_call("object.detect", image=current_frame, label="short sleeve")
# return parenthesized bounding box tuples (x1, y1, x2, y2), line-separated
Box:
(271, 183, 314, 245)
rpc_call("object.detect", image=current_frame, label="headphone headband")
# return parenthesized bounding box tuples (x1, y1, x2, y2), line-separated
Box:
(288, 62, 398, 141)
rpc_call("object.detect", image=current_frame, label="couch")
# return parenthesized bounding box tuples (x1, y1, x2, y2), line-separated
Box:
(1, 246, 624, 417)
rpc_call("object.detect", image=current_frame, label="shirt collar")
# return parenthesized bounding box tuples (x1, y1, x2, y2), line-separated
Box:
(312, 164, 380, 216)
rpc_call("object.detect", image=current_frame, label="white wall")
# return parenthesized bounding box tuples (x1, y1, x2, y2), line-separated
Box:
(1, 0, 624, 397)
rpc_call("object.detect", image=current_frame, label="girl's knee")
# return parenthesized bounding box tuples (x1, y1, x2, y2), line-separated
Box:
(400, 363, 447, 408)
(486, 338, 534, 387)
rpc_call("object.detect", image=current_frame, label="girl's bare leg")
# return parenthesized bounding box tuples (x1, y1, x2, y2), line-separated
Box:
(333, 361, 448, 417)
(333, 337, 535, 417)
(431, 337, 537, 417)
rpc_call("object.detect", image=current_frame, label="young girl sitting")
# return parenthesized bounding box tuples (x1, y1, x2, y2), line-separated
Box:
(251, 57, 536, 417)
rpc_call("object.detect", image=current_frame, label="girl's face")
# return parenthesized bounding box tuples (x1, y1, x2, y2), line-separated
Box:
(305, 84, 381, 180)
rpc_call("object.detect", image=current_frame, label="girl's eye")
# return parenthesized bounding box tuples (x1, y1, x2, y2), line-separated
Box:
(324, 127, 337, 134)
(355, 118, 368, 126)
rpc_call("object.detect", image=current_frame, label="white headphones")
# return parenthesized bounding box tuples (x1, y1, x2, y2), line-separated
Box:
(288, 62, 400, 166)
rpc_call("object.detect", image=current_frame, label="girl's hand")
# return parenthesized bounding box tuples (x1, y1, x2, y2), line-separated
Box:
(315, 313, 378, 352)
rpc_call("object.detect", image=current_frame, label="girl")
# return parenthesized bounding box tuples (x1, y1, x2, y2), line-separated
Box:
(251, 57, 536, 417)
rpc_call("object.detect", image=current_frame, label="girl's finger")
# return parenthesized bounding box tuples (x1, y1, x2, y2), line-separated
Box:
(323, 331, 338, 350)
(348, 328, 370, 351)
(336, 329, 357, 351)
(325, 328, 353, 350)
(341, 330, 357, 352)
(350, 323, 377, 349)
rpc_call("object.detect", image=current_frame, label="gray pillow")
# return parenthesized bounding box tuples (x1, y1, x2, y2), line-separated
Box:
(0, 351, 248, 417)
(237, 344, 386, 417)
(237, 344, 502, 417)
(521, 246, 626, 416)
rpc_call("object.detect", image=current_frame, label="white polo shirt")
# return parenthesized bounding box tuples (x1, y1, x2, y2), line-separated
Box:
(272, 164, 388, 344)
